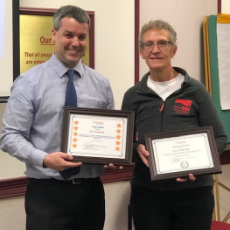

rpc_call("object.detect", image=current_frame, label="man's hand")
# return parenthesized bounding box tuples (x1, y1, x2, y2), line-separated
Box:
(43, 152, 82, 171)
(176, 174, 196, 182)
(104, 163, 124, 170)
(137, 144, 149, 167)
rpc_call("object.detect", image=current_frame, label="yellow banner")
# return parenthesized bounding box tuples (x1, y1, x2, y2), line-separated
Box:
(20, 15, 89, 74)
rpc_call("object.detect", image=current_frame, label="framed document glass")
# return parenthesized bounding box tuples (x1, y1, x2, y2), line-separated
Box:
(61, 107, 134, 165)
(145, 127, 222, 180)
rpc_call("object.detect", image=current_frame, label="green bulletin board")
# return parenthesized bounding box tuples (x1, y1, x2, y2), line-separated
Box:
(208, 15, 230, 143)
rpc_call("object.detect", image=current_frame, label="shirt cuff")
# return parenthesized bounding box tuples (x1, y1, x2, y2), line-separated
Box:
(30, 149, 48, 167)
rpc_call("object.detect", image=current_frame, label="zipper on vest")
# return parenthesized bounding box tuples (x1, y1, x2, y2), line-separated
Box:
(159, 102, 165, 132)
(159, 102, 164, 111)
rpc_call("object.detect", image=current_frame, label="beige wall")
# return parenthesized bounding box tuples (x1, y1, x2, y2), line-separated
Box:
(222, 0, 230, 13)
(0, 196, 25, 229)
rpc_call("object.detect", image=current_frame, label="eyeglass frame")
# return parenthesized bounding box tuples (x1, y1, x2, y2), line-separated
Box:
(140, 40, 174, 51)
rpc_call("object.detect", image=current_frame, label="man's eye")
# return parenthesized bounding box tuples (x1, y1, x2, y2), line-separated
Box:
(79, 36, 86, 41)
(65, 34, 73, 38)
(158, 41, 167, 46)
(145, 42, 153, 47)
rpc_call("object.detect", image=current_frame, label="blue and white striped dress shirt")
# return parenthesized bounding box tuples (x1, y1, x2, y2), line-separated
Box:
(0, 54, 114, 179)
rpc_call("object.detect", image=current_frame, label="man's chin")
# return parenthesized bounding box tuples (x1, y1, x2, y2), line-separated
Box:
(64, 58, 81, 68)
(148, 64, 164, 69)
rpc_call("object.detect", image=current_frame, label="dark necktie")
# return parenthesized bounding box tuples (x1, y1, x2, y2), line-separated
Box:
(59, 69, 80, 180)
(65, 69, 77, 107)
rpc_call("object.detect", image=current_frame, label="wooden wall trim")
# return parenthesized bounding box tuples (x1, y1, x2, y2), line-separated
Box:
(218, 0, 221, 13)
(0, 177, 28, 199)
(0, 166, 133, 199)
(220, 148, 230, 165)
(135, 0, 140, 84)
(1, 148, 229, 199)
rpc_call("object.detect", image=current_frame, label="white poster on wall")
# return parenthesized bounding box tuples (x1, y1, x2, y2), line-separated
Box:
(217, 15, 230, 110)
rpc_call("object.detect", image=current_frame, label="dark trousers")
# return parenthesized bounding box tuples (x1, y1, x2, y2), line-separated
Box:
(131, 185, 214, 230)
(25, 177, 105, 230)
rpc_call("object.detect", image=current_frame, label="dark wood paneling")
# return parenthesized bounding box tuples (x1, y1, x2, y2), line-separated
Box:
(135, 0, 140, 84)
(0, 166, 133, 199)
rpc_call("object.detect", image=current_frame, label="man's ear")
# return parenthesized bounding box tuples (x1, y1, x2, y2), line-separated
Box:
(171, 46, 178, 57)
(51, 28, 56, 42)
(139, 50, 145, 59)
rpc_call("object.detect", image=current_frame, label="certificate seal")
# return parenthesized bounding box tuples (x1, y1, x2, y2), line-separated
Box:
(181, 161, 189, 169)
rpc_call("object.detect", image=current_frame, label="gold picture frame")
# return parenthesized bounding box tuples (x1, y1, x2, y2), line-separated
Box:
(18, 7, 95, 77)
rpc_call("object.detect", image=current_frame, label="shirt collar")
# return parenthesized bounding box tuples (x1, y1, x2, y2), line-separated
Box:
(50, 53, 84, 78)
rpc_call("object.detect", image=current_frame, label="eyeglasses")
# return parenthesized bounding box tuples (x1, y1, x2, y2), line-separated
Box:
(141, 40, 173, 51)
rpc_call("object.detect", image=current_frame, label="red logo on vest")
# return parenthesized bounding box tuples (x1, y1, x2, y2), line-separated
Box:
(173, 99, 192, 114)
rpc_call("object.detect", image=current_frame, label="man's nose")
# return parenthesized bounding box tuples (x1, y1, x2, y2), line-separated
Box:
(151, 43, 160, 52)
(72, 36, 80, 46)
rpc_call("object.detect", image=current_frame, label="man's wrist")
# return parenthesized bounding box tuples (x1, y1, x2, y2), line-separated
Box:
(43, 161, 47, 168)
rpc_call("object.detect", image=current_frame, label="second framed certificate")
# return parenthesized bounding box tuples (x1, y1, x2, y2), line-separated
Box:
(61, 107, 134, 165)
(145, 127, 222, 180)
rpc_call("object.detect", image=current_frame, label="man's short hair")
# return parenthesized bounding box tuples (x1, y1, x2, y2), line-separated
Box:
(53, 5, 90, 31)
(139, 19, 177, 50)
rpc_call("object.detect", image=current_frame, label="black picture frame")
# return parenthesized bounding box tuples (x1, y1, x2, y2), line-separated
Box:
(61, 107, 134, 165)
(145, 126, 222, 180)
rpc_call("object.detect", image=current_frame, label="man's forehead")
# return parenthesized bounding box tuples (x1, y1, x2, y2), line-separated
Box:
(58, 20, 89, 33)
(143, 29, 169, 39)
(63, 29, 88, 34)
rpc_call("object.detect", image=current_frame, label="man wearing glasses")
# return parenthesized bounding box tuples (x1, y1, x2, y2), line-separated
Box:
(122, 19, 227, 230)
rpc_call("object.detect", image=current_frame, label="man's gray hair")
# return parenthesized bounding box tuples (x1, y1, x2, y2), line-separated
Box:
(53, 5, 90, 31)
(139, 20, 177, 49)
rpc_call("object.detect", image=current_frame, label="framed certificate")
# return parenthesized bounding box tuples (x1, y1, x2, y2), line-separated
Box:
(61, 107, 134, 165)
(145, 127, 222, 180)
